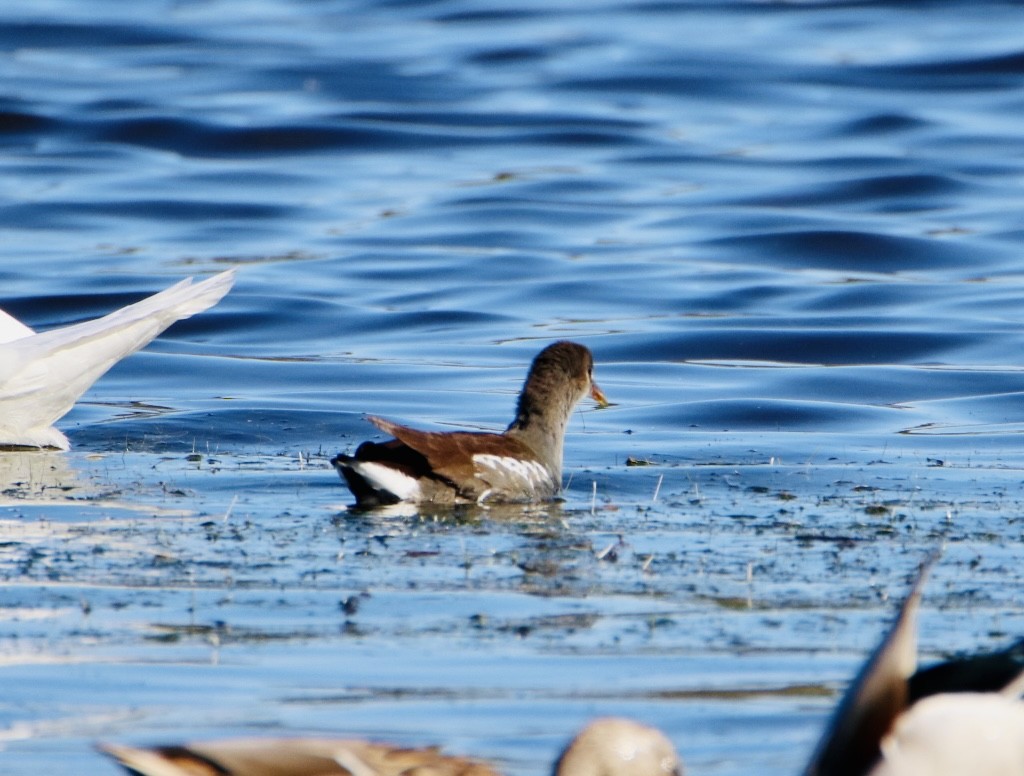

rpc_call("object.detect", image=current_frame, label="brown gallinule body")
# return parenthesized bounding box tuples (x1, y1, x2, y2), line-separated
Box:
(331, 341, 608, 507)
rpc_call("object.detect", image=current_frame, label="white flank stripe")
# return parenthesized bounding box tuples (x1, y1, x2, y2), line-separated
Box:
(473, 454, 553, 495)
(353, 461, 422, 501)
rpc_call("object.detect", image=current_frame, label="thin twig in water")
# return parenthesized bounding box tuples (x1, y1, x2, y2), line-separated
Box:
(223, 494, 237, 522)
(652, 473, 663, 504)
(591, 481, 597, 515)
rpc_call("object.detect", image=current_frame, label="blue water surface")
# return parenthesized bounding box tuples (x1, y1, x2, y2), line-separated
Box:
(3, 1, 1024, 774)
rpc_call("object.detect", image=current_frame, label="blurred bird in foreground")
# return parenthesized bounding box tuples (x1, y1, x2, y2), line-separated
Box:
(99, 717, 681, 776)
(98, 561, 1024, 776)
(805, 560, 1024, 776)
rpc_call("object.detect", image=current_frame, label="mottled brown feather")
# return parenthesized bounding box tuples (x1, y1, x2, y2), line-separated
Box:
(100, 719, 679, 776)
(366, 416, 541, 501)
(99, 738, 500, 776)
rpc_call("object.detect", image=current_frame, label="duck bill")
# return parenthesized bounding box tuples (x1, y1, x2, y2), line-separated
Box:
(590, 382, 610, 408)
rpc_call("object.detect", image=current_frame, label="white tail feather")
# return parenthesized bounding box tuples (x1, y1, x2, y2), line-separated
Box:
(0, 269, 235, 449)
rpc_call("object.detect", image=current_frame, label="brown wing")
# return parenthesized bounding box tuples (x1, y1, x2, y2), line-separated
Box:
(99, 738, 500, 776)
(366, 416, 538, 498)
(803, 561, 930, 776)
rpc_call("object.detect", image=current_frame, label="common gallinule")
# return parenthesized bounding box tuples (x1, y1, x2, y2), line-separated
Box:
(331, 340, 608, 507)
(99, 717, 682, 776)
(0, 269, 235, 450)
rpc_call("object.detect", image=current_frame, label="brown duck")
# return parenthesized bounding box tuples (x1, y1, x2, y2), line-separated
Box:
(99, 717, 682, 776)
(331, 341, 608, 507)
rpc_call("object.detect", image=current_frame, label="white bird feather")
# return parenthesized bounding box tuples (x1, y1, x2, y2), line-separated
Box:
(0, 269, 235, 450)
